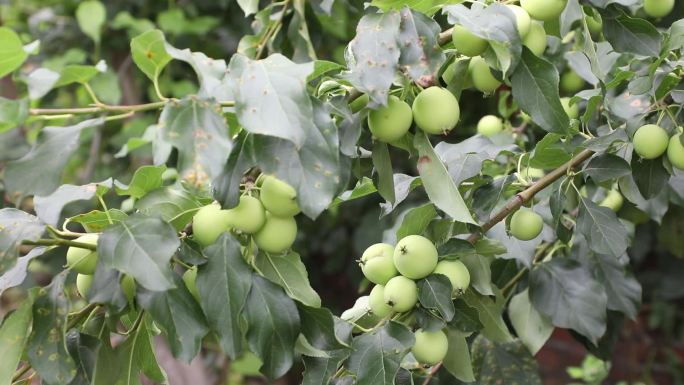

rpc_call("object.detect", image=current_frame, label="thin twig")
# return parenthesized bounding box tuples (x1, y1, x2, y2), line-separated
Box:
(28, 100, 235, 116)
(22, 239, 97, 250)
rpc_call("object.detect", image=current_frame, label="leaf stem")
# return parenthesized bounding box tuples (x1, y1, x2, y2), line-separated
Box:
(22, 238, 97, 250)
(29, 99, 235, 116)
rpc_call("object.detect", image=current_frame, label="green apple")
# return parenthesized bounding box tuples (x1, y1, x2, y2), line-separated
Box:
(633, 124, 669, 159)
(66, 233, 99, 275)
(667, 133, 684, 169)
(259, 176, 301, 217)
(369, 285, 393, 318)
(433, 260, 470, 294)
(193, 203, 231, 246)
(477, 115, 504, 137)
(254, 212, 297, 253)
(585, 12, 603, 36)
(599, 189, 624, 212)
(469, 56, 501, 94)
(412, 87, 460, 135)
(509, 208, 543, 241)
(643, 0, 674, 18)
(560, 70, 585, 94)
(225, 195, 266, 234)
(368, 95, 413, 142)
(76, 273, 93, 297)
(521, 0, 567, 21)
(561, 97, 579, 119)
(183, 267, 199, 301)
(411, 329, 448, 365)
(451, 25, 488, 57)
(393, 235, 438, 279)
(523, 22, 547, 56)
(506, 5, 531, 38)
(360, 243, 398, 285)
(121, 275, 136, 304)
(383, 276, 418, 312)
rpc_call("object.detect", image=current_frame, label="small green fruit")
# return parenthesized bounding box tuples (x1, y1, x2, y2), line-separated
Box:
(360, 243, 398, 285)
(633, 124, 669, 159)
(368, 95, 413, 142)
(667, 133, 684, 170)
(383, 276, 418, 312)
(469, 56, 501, 94)
(369, 285, 393, 317)
(411, 329, 448, 365)
(260, 176, 300, 217)
(433, 260, 471, 294)
(599, 189, 624, 212)
(121, 275, 136, 304)
(509, 208, 543, 241)
(254, 212, 297, 253)
(521, 0, 567, 21)
(643, 0, 674, 18)
(412, 87, 460, 135)
(393, 235, 438, 280)
(66, 233, 99, 275)
(76, 274, 93, 297)
(523, 22, 547, 56)
(225, 195, 266, 234)
(561, 97, 579, 119)
(585, 12, 603, 35)
(349, 93, 370, 114)
(451, 25, 488, 57)
(182, 267, 199, 301)
(477, 115, 504, 137)
(560, 70, 585, 94)
(506, 5, 531, 38)
(193, 203, 231, 246)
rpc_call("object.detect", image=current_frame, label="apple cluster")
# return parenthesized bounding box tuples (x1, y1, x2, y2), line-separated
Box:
(343, 235, 471, 365)
(633, 124, 684, 170)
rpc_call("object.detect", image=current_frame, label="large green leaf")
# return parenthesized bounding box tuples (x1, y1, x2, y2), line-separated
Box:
(297, 304, 347, 351)
(135, 184, 209, 231)
(0, 97, 28, 134)
(54, 65, 100, 87)
(396, 203, 436, 239)
(583, 153, 631, 182)
(34, 180, 112, 226)
(462, 290, 513, 343)
(75, 1, 106, 44)
(0, 296, 33, 385)
(631, 157, 670, 200)
(0, 209, 45, 275)
(603, 9, 662, 57)
(371, 0, 460, 16)
(0, 247, 46, 295)
(417, 274, 455, 321)
(67, 209, 128, 233)
(396, 8, 445, 84)
(471, 336, 542, 385)
(590, 253, 641, 320)
(0, 27, 28, 77)
(508, 289, 553, 355)
(576, 196, 628, 258)
(114, 165, 166, 199)
(130, 29, 172, 83)
(98, 215, 180, 291)
(347, 321, 414, 385)
(372, 141, 395, 204)
(255, 251, 321, 308)
(197, 234, 253, 358)
(442, 328, 475, 382)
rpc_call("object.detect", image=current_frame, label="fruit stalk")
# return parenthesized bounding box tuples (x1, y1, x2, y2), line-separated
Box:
(22, 238, 97, 250)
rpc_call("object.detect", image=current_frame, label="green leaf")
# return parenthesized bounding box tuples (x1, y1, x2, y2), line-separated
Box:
(0, 247, 46, 295)
(631, 157, 669, 200)
(308, 60, 346, 82)
(462, 290, 513, 343)
(4, 118, 104, 197)
(583, 153, 631, 183)
(67, 209, 128, 233)
(508, 289, 553, 355)
(27, 273, 77, 384)
(288, 0, 316, 62)
(0, 209, 45, 275)
(396, 204, 436, 240)
(461, 254, 494, 296)
(0, 97, 28, 134)
(450, 299, 483, 333)
(590, 253, 641, 320)
(297, 304, 347, 351)
(302, 349, 351, 385)
(486, 222, 540, 268)
(163, 45, 231, 101)
(372, 141, 395, 204)
(115, 165, 166, 199)
(511, 49, 569, 134)
(99, 215, 180, 291)
(244, 276, 301, 379)
(371, 0, 461, 16)
(396, 8, 446, 84)
(138, 275, 209, 362)
(442, 328, 475, 382)
(435, 136, 516, 186)
(196, 233, 252, 358)
(379, 174, 422, 217)
(603, 10, 662, 57)
(130, 29, 172, 83)
(576, 196, 629, 258)
(255, 251, 321, 308)
(471, 336, 542, 385)
(347, 321, 414, 385)
(34, 181, 111, 226)
(0, 27, 28, 77)
(0, 296, 33, 385)
(237, 0, 259, 15)
(529, 258, 607, 344)
(414, 132, 475, 224)
(54, 65, 100, 87)
(530, 134, 572, 169)
(135, 184, 208, 231)
(417, 274, 455, 321)
(331, 177, 377, 208)
(76, 1, 106, 44)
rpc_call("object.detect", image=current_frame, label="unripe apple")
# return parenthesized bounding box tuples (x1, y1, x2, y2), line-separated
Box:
(383, 276, 418, 312)
(360, 243, 398, 285)
(477, 115, 504, 137)
(560, 70, 585, 94)
(225, 195, 266, 234)
(411, 329, 448, 365)
(599, 189, 624, 212)
(585, 13, 603, 36)
(521, 0, 567, 21)
(254, 212, 297, 253)
(506, 5, 531, 38)
(121, 275, 136, 304)
(369, 285, 393, 318)
(182, 267, 199, 301)
(259, 176, 301, 217)
(367, 95, 413, 142)
(76, 273, 93, 297)
(66, 233, 99, 275)
(451, 25, 488, 57)
(433, 260, 471, 294)
(193, 203, 231, 246)
(412, 87, 460, 135)
(469, 56, 501, 94)
(633, 124, 669, 159)
(509, 208, 543, 241)
(523, 22, 547, 56)
(667, 133, 684, 170)
(643, 0, 674, 18)
(393, 235, 438, 280)
(560, 97, 579, 119)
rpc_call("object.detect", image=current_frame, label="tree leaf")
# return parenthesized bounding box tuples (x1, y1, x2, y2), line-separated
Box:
(442, 328, 475, 382)
(0, 296, 33, 385)
(631, 157, 670, 200)
(0, 27, 28, 77)
(583, 153, 631, 182)
(76, 1, 106, 44)
(255, 251, 321, 308)
(530, 133, 573, 169)
(396, 8, 445, 85)
(54, 65, 100, 87)
(0, 209, 45, 275)
(130, 29, 172, 83)
(462, 290, 513, 343)
(98, 215, 180, 291)
(450, 299, 483, 333)
(471, 336, 542, 385)
(435, 135, 517, 186)
(508, 289, 553, 355)
(67, 209, 128, 233)
(302, 349, 350, 385)
(396, 203, 436, 240)
(417, 274, 455, 322)
(0, 97, 28, 134)
(590, 253, 641, 320)
(603, 9, 662, 57)
(529, 258, 607, 344)
(135, 184, 208, 231)
(486, 222, 540, 268)
(297, 304, 347, 351)
(379, 174, 422, 217)
(34, 181, 110, 226)
(0, 247, 46, 295)
(347, 321, 414, 385)
(576, 196, 629, 258)
(114, 165, 166, 199)
(372, 141, 395, 204)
